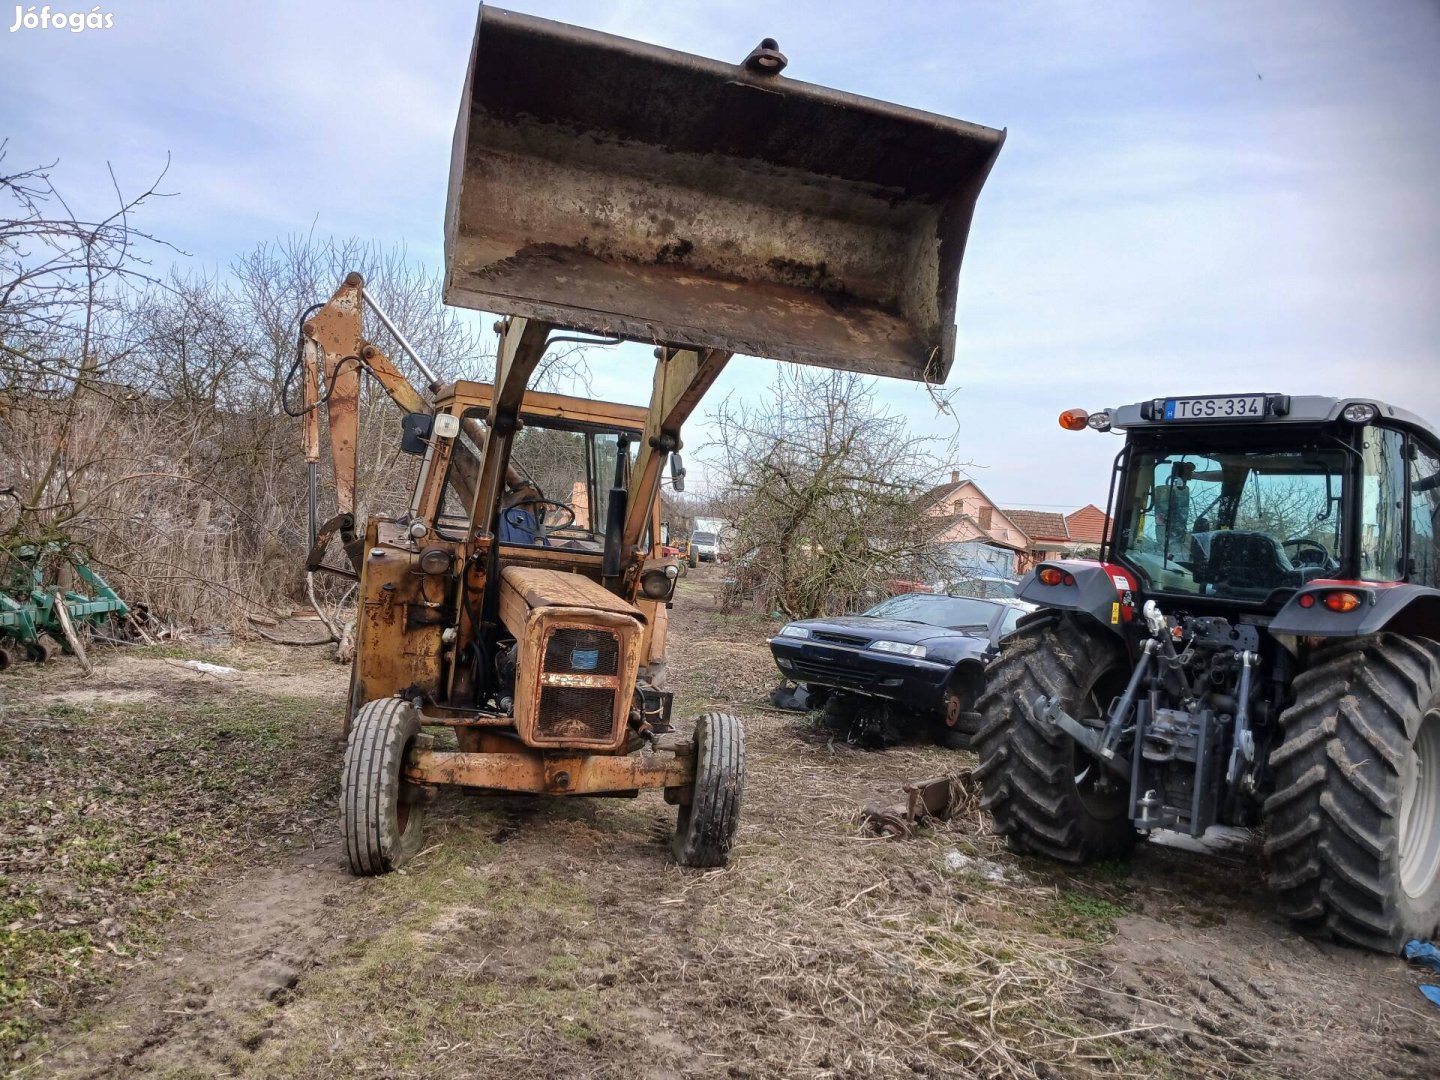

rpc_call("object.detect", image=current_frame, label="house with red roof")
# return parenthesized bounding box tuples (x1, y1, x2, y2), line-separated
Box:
(1000, 503, 1113, 574)
(917, 472, 1030, 580)
(915, 471, 1113, 583)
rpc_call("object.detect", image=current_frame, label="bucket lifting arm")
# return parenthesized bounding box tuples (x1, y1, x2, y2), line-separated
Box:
(621, 347, 731, 558)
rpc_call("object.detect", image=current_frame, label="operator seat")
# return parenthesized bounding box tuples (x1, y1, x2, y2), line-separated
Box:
(1196, 531, 1297, 595)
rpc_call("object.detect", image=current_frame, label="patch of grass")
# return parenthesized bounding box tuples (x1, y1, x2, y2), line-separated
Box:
(0, 894, 93, 1054)
(0, 679, 339, 1061)
(1048, 890, 1129, 942)
(130, 643, 254, 669)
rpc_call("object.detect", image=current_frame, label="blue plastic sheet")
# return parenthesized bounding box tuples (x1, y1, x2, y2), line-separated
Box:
(1420, 985, 1440, 1008)
(1403, 939, 1440, 973)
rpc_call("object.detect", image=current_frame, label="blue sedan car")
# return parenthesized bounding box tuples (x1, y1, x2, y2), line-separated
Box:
(768, 593, 1032, 747)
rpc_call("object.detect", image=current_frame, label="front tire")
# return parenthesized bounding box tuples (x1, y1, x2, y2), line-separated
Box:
(342, 698, 427, 876)
(973, 616, 1137, 863)
(673, 712, 745, 868)
(936, 665, 985, 749)
(1265, 634, 1440, 952)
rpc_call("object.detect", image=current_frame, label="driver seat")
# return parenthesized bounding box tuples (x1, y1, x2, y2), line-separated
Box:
(1196, 531, 1296, 593)
(499, 506, 547, 546)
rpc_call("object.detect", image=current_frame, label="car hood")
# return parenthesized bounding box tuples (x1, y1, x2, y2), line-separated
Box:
(779, 615, 987, 647)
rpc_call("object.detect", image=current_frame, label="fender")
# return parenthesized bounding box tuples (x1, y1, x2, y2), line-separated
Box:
(1269, 580, 1440, 638)
(1015, 559, 1137, 638)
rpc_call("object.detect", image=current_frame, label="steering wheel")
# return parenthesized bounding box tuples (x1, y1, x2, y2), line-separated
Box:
(1282, 538, 1330, 568)
(509, 496, 577, 532)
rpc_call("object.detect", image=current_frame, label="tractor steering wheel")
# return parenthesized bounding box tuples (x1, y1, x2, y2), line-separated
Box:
(510, 496, 577, 532)
(1282, 538, 1330, 568)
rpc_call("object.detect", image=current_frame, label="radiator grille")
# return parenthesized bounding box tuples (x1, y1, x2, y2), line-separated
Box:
(535, 686, 618, 742)
(544, 628, 619, 676)
(534, 627, 622, 744)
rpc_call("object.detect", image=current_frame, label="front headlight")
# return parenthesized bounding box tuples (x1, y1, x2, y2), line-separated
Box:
(779, 625, 812, 639)
(871, 640, 926, 658)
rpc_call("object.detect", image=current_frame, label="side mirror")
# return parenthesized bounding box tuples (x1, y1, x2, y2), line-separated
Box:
(669, 451, 686, 493)
(400, 413, 434, 455)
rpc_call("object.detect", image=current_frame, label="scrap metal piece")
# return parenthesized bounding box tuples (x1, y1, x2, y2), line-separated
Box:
(857, 771, 977, 837)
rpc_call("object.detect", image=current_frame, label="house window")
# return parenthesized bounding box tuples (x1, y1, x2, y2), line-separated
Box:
(978, 507, 993, 530)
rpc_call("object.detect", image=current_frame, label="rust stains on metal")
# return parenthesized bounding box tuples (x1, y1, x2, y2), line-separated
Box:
(855, 772, 978, 838)
(405, 747, 692, 795)
(443, 7, 1004, 382)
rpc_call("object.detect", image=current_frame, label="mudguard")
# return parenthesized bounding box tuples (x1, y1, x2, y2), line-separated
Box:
(1269, 581, 1440, 639)
(1015, 559, 1135, 638)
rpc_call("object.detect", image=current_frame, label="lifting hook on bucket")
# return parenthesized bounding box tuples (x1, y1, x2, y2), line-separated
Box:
(743, 37, 787, 75)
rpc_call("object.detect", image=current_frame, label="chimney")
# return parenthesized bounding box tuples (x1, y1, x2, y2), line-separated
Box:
(950, 470, 960, 485)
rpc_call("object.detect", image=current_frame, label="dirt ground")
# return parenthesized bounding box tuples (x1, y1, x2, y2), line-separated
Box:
(2, 567, 1436, 1079)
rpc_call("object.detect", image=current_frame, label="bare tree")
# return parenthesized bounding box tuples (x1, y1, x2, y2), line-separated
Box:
(706, 366, 949, 617)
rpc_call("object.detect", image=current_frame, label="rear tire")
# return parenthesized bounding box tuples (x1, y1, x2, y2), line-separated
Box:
(1264, 634, 1440, 952)
(973, 616, 1137, 863)
(673, 712, 745, 868)
(342, 698, 427, 876)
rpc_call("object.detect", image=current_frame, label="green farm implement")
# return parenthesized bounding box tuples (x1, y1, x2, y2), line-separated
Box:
(0, 546, 133, 669)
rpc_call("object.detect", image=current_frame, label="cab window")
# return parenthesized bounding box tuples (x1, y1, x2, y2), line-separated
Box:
(1359, 427, 1406, 582)
(1410, 439, 1440, 588)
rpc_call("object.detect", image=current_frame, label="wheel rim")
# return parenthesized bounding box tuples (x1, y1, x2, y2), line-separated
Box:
(944, 690, 961, 728)
(396, 734, 421, 835)
(1399, 708, 1440, 900)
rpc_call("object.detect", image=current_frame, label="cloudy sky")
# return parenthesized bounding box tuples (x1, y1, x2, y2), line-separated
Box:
(4, 0, 1437, 510)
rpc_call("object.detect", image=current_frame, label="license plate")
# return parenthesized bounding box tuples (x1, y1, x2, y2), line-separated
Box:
(1164, 395, 1266, 421)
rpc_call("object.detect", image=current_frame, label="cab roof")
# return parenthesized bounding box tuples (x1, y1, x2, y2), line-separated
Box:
(1100, 394, 1439, 444)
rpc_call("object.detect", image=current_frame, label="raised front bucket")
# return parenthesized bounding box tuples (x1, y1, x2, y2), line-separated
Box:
(444, 7, 1005, 383)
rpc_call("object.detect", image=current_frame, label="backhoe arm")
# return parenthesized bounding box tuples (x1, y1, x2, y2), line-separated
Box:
(300, 273, 430, 522)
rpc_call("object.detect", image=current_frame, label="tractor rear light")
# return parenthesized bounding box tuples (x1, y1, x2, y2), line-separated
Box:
(1062, 572, 1075, 586)
(1086, 412, 1112, 432)
(1038, 567, 1072, 586)
(1059, 408, 1088, 431)
(1297, 593, 1315, 608)
(1323, 590, 1363, 613)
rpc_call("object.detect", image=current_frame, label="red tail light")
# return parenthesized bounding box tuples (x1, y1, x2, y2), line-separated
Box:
(1038, 567, 1064, 586)
(1323, 591, 1362, 613)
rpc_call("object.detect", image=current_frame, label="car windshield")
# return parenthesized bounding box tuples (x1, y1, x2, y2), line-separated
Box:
(863, 594, 996, 629)
(1115, 443, 1349, 602)
(693, 532, 716, 544)
(948, 578, 1016, 600)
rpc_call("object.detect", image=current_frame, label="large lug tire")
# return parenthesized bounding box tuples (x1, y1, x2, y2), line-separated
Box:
(673, 712, 745, 868)
(342, 698, 427, 876)
(973, 616, 1138, 863)
(1264, 634, 1440, 952)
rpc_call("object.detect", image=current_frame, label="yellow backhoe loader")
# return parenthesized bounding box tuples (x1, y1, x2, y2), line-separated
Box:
(296, 7, 1005, 874)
